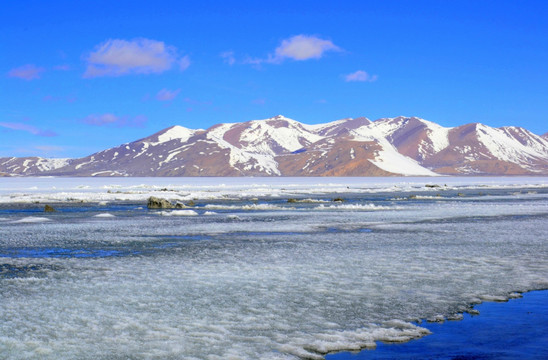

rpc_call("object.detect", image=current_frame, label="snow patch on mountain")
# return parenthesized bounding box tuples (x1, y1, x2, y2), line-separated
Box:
(349, 127, 438, 176)
(207, 125, 281, 175)
(419, 119, 451, 153)
(475, 124, 548, 170)
(370, 146, 439, 176)
(239, 117, 322, 154)
(150, 125, 198, 145)
(34, 158, 71, 171)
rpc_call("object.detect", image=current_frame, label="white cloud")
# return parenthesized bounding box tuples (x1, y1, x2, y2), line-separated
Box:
(0, 122, 57, 137)
(272, 35, 340, 62)
(83, 114, 147, 127)
(345, 70, 378, 82)
(156, 88, 180, 101)
(83, 38, 189, 77)
(7, 64, 45, 80)
(243, 35, 341, 66)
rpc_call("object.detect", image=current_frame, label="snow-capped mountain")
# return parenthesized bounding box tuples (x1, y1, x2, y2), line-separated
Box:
(2, 115, 548, 176)
(366, 117, 548, 175)
(0, 157, 71, 176)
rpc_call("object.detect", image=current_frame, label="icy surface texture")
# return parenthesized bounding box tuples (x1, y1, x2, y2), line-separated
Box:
(0, 177, 547, 359)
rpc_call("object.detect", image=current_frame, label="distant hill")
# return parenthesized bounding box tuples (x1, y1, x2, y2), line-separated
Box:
(2, 115, 548, 176)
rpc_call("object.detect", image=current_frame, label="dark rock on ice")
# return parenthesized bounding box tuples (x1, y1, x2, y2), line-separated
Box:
(147, 196, 174, 209)
(44, 205, 56, 212)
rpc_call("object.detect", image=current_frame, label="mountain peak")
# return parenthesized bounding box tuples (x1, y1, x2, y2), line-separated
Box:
(147, 125, 198, 145)
(264, 114, 298, 124)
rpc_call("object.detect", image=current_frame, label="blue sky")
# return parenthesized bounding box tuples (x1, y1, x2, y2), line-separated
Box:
(2, 0, 547, 158)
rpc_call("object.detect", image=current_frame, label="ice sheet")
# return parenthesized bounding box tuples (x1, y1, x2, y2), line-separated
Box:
(0, 177, 547, 359)
(1, 176, 547, 204)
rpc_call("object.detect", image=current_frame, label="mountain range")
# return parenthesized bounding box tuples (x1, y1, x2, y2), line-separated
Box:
(2, 115, 548, 177)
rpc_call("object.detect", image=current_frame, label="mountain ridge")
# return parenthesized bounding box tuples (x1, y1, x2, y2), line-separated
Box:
(2, 115, 548, 177)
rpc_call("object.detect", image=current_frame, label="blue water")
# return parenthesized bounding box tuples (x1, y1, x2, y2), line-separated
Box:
(328, 290, 548, 360)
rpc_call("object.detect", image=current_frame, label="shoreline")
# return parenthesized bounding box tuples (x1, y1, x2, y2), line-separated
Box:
(326, 289, 548, 359)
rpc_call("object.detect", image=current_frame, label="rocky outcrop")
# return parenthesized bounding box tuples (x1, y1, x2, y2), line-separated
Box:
(146, 197, 191, 209)
(44, 205, 56, 212)
(147, 196, 174, 209)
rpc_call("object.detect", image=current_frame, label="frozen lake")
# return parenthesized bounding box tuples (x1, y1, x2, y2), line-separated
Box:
(1, 177, 547, 359)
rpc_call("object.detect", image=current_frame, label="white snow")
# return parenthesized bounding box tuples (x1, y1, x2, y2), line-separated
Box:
(350, 126, 438, 176)
(315, 203, 398, 211)
(94, 213, 115, 218)
(158, 150, 182, 167)
(13, 216, 51, 223)
(151, 125, 197, 145)
(420, 119, 450, 153)
(75, 156, 96, 170)
(207, 124, 281, 175)
(1, 177, 547, 204)
(238, 116, 323, 154)
(132, 142, 149, 158)
(35, 158, 71, 172)
(359, 116, 451, 157)
(475, 124, 548, 170)
(369, 145, 439, 176)
(158, 210, 199, 216)
(22, 159, 31, 172)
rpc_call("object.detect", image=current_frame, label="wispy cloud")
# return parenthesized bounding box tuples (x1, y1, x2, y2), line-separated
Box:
(43, 95, 77, 103)
(344, 70, 378, 82)
(179, 55, 191, 71)
(34, 145, 65, 152)
(221, 51, 236, 65)
(244, 35, 341, 65)
(7, 64, 45, 80)
(0, 122, 57, 137)
(83, 113, 147, 127)
(156, 88, 180, 102)
(183, 98, 212, 106)
(83, 38, 190, 78)
(54, 64, 71, 71)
